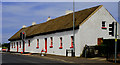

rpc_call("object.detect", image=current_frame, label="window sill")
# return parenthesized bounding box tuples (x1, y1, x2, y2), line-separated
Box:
(50, 45, 53, 48)
(101, 27, 107, 29)
(70, 46, 73, 48)
(36, 47, 39, 49)
(59, 46, 63, 49)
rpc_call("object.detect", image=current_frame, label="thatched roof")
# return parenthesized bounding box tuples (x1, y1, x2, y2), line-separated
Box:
(8, 5, 103, 41)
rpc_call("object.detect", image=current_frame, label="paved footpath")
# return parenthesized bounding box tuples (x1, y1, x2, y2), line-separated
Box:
(30, 54, 112, 63)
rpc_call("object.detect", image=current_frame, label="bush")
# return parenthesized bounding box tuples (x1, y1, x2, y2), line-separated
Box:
(2, 47, 8, 49)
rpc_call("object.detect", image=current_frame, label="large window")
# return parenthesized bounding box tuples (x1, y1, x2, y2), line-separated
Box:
(50, 37, 53, 48)
(14, 42, 15, 48)
(19, 42, 21, 48)
(12, 43, 13, 48)
(28, 40, 30, 47)
(36, 39, 39, 48)
(20, 42, 21, 48)
(70, 36, 74, 48)
(59, 37, 63, 49)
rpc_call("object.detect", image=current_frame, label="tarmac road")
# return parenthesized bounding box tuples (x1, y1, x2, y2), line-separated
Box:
(1, 52, 119, 65)
(2, 52, 65, 63)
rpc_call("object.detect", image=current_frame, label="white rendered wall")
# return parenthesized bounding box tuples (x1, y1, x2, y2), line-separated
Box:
(75, 6, 118, 57)
(28, 30, 79, 56)
(10, 29, 79, 56)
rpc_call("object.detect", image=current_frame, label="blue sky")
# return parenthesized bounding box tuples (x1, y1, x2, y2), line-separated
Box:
(2, 2, 118, 43)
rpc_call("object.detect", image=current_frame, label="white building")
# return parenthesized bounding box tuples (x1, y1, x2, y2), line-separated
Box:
(8, 5, 120, 57)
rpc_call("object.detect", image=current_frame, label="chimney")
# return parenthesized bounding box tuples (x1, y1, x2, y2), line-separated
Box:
(47, 16, 51, 21)
(22, 25, 26, 28)
(32, 22, 36, 25)
(65, 10, 73, 15)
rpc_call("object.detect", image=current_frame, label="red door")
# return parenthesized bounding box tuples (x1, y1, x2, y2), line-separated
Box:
(17, 42, 18, 52)
(45, 38, 47, 53)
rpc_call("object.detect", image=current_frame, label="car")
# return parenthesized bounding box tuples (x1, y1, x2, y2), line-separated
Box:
(2, 49, 8, 52)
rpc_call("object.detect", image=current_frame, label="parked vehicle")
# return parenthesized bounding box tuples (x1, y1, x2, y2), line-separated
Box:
(2, 48, 8, 52)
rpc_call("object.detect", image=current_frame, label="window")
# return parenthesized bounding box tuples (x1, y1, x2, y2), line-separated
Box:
(59, 37, 63, 49)
(70, 36, 74, 48)
(28, 40, 30, 46)
(20, 42, 21, 48)
(36, 39, 39, 48)
(14, 42, 15, 48)
(12, 43, 13, 48)
(102, 21, 107, 29)
(50, 37, 53, 48)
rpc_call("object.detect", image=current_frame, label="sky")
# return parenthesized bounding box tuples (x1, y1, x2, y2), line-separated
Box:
(2, 2, 118, 43)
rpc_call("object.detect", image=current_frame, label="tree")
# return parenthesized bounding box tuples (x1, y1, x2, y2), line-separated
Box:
(2, 43, 10, 49)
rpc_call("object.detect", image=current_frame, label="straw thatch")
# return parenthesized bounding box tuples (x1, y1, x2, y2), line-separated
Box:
(8, 5, 102, 41)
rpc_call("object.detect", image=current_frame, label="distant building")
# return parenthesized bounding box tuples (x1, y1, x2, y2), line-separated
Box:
(8, 5, 120, 57)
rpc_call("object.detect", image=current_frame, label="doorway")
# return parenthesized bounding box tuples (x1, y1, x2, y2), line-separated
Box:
(17, 42, 18, 52)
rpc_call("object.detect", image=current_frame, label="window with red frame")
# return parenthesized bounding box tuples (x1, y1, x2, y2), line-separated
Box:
(36, 39, 39, 48)
(70, 36, 74, 48)
(14, 42, 15, 48)
(20, 42, 21, 48)
(28, 40, 30, 46)
(12, 43, 13, 48)
(102, 21, 107, 29)
(50, 37, 53, 48)
(59, 37, 63, 49)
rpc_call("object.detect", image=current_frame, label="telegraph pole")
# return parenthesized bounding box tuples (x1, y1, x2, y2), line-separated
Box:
(73, 0, 75, 56)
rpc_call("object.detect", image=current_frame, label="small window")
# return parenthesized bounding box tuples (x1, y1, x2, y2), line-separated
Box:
(50, 37, 53, 48)
(59, 37, 63, 49)
(28, 40, 30, 46)
(20, 42, 21, 48)
(102, 21, 107, 29)
(70, 36, 74, 48)
(36, 39, 39, 48)
(14, 42, 15, 48)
